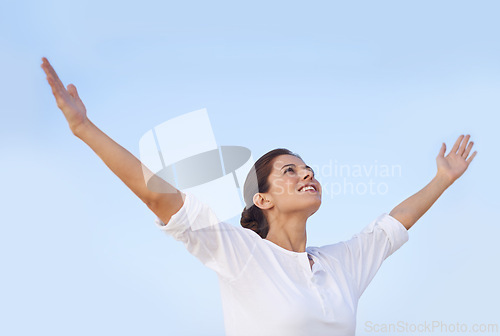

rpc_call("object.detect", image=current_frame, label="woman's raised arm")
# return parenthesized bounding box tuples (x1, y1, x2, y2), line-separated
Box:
(41, 57, 184, 223)
(389, 134, 477, 230)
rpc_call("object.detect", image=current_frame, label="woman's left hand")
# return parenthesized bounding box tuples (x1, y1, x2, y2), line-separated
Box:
(436, 134, 477, 184)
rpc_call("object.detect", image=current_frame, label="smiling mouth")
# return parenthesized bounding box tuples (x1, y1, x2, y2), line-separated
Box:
(298, 185, 318, 193)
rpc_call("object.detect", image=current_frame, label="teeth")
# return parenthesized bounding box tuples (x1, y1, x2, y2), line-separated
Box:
(301, 186, 315, 192)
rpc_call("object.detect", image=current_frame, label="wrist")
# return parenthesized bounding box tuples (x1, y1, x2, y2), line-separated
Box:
(72, 118, 93, 138)
(434, 171, 454, 188)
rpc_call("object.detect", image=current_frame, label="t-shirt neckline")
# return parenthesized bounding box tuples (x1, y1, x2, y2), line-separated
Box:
(262, 238, 312, 257)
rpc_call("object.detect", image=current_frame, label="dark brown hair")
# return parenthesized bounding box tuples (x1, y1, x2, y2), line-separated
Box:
(240, 148, 303, 239)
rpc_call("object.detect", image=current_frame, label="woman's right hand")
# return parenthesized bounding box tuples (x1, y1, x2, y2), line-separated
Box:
(41, 57, 89, 134)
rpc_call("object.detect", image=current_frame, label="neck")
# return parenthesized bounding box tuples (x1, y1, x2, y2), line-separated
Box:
(264, 212, 308, 253)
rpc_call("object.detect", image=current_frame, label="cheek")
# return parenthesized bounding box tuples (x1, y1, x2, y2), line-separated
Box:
(270, 181, 286, 195)
(283, 179, 296, 188)
(271, 181, 295, 196)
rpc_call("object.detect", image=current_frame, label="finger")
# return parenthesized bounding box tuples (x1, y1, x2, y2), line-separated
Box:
(47, 75, 69, 106)
(47, 76, 63, 99)
(47, 76, 59, 97)
(47, 77, 68, 107)
(438, 142, 446, 157)
(41, 57, 66, 94)
(466, 151, 477, 164)
(43, 70, 65, 97)
(67, 84, 79, 99)
(458, 134, 470, 156)
(450, 134, 464, 155)
(462, 140, 474, 158)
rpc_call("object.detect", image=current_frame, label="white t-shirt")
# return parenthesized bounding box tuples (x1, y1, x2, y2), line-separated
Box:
(155, 192, 409, 336)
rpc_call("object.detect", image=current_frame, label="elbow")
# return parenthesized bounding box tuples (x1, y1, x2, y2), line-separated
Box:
(146, 191, 186, 225)
(389, 210, 413, 230)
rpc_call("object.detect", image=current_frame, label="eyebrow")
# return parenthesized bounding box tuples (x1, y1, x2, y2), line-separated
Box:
(281, 164, 313, 171)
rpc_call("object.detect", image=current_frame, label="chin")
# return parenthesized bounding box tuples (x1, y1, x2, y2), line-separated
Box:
(306, 199, 322, 216)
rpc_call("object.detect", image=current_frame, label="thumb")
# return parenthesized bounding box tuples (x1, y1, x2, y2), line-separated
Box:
(438, 142, 446, 157)
(67, 84, 80, 100)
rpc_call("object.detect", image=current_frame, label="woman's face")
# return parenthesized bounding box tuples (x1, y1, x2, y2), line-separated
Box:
(258, 154, 322, 217)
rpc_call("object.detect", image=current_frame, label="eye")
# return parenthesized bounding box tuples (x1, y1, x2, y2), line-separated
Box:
(284, 167, 295, 174)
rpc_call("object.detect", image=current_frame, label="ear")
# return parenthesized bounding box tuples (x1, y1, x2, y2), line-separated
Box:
(253, 193, 273, 210)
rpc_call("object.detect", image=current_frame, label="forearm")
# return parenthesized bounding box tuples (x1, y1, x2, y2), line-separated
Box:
(389, 173, 453, 230)
(74, 119, 170, 205)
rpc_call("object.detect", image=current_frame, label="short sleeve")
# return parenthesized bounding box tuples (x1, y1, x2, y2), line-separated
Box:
(154, 192, 258, 282)
(318, 213, 409, 298)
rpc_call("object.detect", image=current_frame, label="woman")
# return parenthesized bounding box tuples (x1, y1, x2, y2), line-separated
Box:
(41, 57, 477, 336)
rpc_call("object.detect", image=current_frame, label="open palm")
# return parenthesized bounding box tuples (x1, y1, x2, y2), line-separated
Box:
(436, 134, 477, 183)
(41, 57, 88, 133)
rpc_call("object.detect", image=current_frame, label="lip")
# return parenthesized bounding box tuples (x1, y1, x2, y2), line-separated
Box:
(298, 183, 318, 193)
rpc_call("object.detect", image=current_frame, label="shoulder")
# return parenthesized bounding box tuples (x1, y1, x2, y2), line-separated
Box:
(310, 213, 410, 260)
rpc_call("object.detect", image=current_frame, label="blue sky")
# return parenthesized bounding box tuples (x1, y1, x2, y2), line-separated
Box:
(1, 0, 499, 335)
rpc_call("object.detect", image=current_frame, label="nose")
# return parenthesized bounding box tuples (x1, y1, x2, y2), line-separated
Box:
(301, 169, 313, 180)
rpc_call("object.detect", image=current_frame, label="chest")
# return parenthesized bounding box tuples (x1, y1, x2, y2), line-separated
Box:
(226, 261, 357, 335)
(235, 252, 355, 310)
